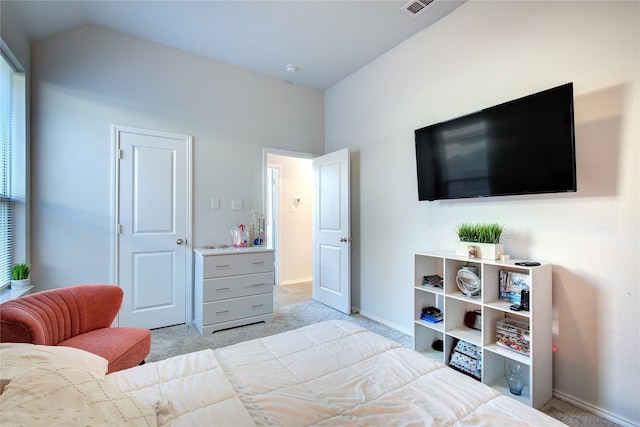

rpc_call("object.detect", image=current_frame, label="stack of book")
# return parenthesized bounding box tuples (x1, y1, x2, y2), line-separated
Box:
(420, 313, 442, 323)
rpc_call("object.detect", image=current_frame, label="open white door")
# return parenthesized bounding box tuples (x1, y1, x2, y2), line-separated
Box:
(312, 148, 351, 314)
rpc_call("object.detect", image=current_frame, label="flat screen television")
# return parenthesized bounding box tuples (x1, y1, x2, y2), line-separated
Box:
(415, 83, 576, 201)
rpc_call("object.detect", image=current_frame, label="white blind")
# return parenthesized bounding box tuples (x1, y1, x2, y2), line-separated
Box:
(0, 50, 26, 288)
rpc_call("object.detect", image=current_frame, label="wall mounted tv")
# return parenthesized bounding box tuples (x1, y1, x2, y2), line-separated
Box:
(415, 83, 576, 201)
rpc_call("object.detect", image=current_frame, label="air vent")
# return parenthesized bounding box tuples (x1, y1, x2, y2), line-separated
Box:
(402, 0, 434, 17)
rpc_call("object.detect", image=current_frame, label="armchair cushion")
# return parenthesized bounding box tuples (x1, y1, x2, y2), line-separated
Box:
(61, 327, 150, 374)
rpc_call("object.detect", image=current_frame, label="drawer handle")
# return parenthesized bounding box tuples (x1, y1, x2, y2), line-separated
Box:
(215, 310, 229, 316)
(251, 304, 264, 309)
(252, 261, 264, 265)
(216, 287, 230, 292)
(216, 264, 231, 269)
(248, 283, 268, 287)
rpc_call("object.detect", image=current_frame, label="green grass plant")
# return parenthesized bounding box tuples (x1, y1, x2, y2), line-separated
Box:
(456, 223, 504, 244)
(11, 263, 30, 280)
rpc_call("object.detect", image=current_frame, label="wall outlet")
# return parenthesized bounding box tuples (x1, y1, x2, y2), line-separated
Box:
(210, 198, 220, 210)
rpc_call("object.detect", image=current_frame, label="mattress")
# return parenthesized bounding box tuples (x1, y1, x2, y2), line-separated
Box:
(107, 320, 566, 426)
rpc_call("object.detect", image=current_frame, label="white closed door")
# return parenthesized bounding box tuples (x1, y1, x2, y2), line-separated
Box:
(312, 148, 351, 314)
(115, 126, 192, 329)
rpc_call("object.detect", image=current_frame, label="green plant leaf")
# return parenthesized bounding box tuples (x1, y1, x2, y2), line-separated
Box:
(11, 263, 30, 280)
(456, 223, 503, 243)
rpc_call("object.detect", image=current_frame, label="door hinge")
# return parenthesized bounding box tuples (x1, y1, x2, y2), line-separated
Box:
(117, 224, 123, 234)
(118, 149, 123, 160)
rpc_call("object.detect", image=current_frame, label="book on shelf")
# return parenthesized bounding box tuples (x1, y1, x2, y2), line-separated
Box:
(420, 313, 443, 323)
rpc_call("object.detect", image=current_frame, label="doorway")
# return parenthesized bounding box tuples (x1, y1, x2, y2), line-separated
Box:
(113, 126, 192, 329)
(263, 149, 314, 299)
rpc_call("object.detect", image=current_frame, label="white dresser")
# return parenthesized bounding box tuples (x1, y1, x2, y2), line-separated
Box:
(194, 247, 274, 335)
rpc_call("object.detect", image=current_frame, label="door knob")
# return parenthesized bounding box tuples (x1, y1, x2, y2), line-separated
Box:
(340, 237, 352, 243)
(176, 238, 185, 245)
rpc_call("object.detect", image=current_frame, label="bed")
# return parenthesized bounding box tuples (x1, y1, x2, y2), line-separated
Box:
(1, 320, 565, 426)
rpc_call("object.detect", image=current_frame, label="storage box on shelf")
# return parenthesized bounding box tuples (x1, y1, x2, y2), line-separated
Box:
(497, 318, 530, 356)
(413, 250, 552, 409)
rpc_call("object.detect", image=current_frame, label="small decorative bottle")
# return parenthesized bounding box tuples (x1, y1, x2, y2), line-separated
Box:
(249, 211, 259, 245)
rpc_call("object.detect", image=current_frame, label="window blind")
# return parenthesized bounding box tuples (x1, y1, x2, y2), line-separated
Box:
(0, 50, 26, 289)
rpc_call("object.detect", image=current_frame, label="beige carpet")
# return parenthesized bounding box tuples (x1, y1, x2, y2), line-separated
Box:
(149, 298, 618, 427)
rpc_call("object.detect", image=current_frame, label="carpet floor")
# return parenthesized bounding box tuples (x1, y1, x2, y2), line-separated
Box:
(149, 298, 619, 427)
(148, 298, 412, 362)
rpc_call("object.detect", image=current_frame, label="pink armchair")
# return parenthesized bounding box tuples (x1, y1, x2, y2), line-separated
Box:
(0, 284, 151, 373)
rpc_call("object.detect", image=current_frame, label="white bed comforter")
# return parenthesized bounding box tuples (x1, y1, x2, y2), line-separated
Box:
(107, 320, 565, 427)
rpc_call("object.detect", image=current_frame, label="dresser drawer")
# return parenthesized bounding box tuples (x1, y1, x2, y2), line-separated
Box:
(202, 293, 273, 325)
(202, 252, 273, 278)
(203, 273, 273, 302)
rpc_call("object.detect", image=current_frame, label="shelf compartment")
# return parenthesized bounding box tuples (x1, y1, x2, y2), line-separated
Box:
(483, 350, 531, 404)
(445, 296, 481, 346)
(496, 317, 530, 356)
(483, 264, 531, 307)
(483, 307, 531, 353)
(414, 254, 444, 288)
(444, 258, 482, 295)
(413, 323, 445, 363)
(415, 288, 444, 323)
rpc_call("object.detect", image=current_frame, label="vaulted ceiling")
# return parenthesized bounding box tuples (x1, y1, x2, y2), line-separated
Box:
(6, 0, 464, 90)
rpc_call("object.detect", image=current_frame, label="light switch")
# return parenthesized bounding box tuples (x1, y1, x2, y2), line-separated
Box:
(231, 199, 243, 211)
(210, 198, 220, 210)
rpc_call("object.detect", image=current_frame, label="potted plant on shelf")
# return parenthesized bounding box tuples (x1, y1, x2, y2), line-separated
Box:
(455, 223, 504, 260)
(11, 263, 31, 290)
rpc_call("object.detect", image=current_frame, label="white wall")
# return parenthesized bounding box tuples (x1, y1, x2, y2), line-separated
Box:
(325, 2, 638, 425)
(0, 1, 30, 71)
(269, 154, 313, 285)
(30, 25, 324, 287)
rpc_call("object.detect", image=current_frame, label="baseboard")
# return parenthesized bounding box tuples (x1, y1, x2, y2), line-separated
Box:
(358, 309, 413, 336)
(279, 278, 312, 286)
(553, 390, 638, 427)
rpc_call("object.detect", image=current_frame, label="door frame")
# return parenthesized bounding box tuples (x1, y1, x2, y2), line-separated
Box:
(111, 125, 193, 326)
(262, 147, 318, 288)
(266, 164, 280, 285)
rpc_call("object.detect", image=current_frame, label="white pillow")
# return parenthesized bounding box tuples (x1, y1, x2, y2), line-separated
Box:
(0, 342, 109, 391)
(0, 365, 157, 426)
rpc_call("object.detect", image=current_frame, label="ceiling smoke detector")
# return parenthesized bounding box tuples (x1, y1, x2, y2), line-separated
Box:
(402, 0, 434, 17)
(285, 64, 299, 73)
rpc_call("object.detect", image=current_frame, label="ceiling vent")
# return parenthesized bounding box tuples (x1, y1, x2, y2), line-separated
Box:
(402, 0, 434, 17)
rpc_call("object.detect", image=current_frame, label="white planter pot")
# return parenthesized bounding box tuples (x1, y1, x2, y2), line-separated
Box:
(10, 278, 30, 289)
(456, 242, 504, 260)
